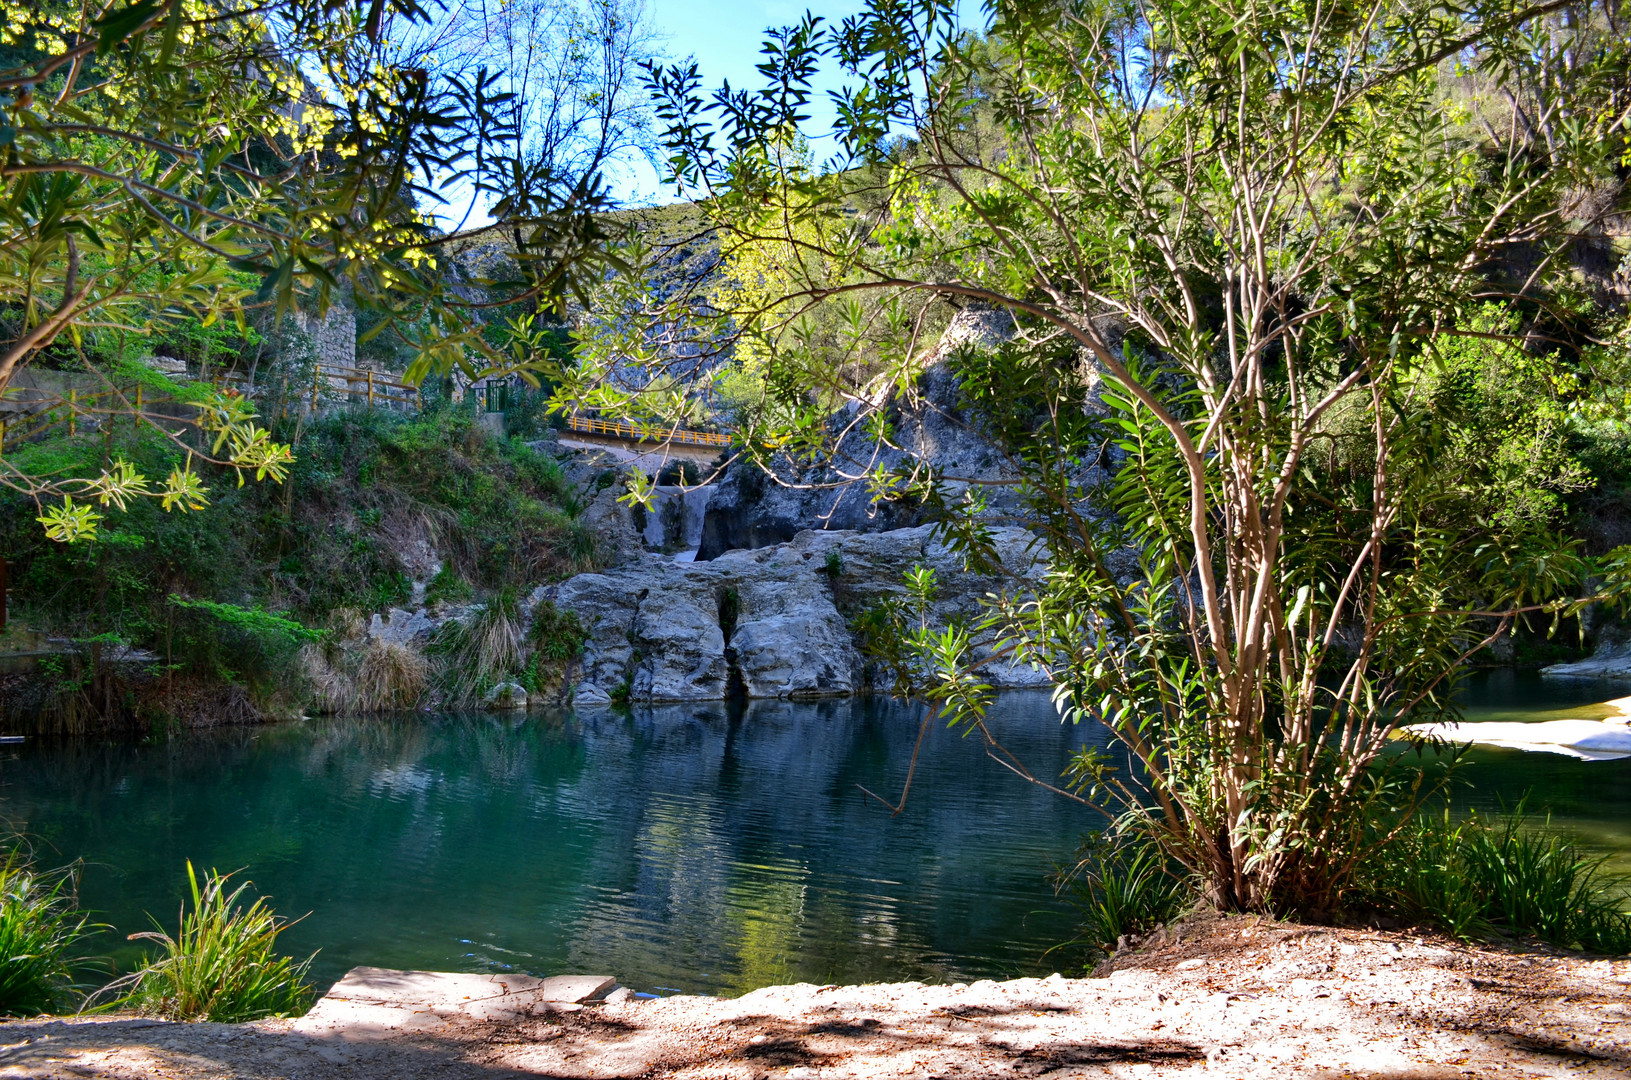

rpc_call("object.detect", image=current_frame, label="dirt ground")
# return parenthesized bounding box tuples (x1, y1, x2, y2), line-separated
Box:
(2, 914, 1628, 1079)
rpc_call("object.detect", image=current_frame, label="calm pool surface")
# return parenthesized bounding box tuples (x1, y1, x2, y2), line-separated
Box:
(2, 678, 1627, 996)
(0, 694, 1110, 995)
(1449, 670, 1631, 863)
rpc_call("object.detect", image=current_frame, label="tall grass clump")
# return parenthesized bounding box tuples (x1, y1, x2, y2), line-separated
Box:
(431, 589, 527, 705)
(299, 606, 429, 714)
(354, 640, 429, 710)
(1373, 805, 1631, 953)
(0, 849, 97, 1016)
(116, 863, 313, 1022)
(555, 517, 599, 573)
(1055, 830, 1196, 961)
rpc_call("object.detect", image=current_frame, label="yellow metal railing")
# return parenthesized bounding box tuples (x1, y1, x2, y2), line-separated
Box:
(566, 415, 731, 448)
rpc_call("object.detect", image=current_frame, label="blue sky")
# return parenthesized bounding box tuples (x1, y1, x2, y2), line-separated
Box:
(651, 0, 860, 93)
(634, 0, 983, 201)
(631, 0, 874, 202)
(434, 0, 979, 218)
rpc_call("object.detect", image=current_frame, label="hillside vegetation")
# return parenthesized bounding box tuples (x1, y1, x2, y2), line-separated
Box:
(0, 402, 599, 731)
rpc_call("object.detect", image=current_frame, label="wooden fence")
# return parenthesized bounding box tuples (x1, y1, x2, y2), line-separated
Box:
(0, 384, 168, 454)
(0, 368, 732, 454)
(0, 364, 425, 453)
(284, 363, 421, 417)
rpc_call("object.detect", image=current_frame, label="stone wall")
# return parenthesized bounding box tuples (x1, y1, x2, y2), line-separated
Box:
(295, 305, 357, 371)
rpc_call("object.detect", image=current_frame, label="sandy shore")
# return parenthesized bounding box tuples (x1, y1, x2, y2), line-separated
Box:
(2, 914, 1627, 1079)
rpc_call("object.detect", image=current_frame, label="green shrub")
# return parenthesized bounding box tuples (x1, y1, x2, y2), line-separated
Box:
(423, 565, 473, 607)
(120, 863, 313, 1022)
(430, 589, 527, 706)
(1055, 831, 1196, 961)
(1371, 805, 1631, 953)
(164, 596, 323, 691)
(529, 600, 589, 661)
(0, 850, 98, 1017)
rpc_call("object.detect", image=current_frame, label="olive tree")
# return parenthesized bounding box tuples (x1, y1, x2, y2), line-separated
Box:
(626, 0, 1631, 911)
(0, 0, 626, 540)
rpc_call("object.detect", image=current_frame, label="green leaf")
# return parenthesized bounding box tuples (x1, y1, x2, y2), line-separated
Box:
(93, 0, 164, 56)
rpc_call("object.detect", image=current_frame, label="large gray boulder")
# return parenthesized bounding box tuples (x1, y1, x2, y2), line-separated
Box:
(540, 524, 1052, 704)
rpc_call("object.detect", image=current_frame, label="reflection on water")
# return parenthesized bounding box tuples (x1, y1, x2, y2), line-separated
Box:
(3, 678, 1629, 997)
(0, 694, 1111, 996)
(1451, 670, 1631, 867)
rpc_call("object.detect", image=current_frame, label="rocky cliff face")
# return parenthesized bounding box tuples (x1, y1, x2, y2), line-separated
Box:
(352, 311, 1108, 709)
(696, 309, 1112, 561)
(543, 524, 1050, 704)
(696, 309, 1050, 560)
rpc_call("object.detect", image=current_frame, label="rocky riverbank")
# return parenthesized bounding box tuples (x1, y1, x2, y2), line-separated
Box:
(543, 523, 1056, 703)
(3, 914, 1625, 1078)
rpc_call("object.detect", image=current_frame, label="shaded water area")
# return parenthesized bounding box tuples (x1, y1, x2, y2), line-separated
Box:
(0, 694, 1109, 997)
(1449, 669, 1631, 866)
(3, 679, 1630, 999)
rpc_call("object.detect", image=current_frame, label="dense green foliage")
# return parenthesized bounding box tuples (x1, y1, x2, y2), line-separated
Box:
(1369, 806, 1631, 953)
(0, 404, 594, 723)
(0, 849, 97, 1016)
(1, 0, 633, 529)
(277, 406, 591, 610)
(119, 863, 313, 1023)
(1060, 803, 1631, 965)
(619, 0, 1631, 918)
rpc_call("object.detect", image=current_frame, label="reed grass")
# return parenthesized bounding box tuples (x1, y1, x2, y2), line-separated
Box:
(354, 640, 428, 710)
(556, 519, 599, 572)
(431, 589, 527, 705)
(1374, 804, 1631, 953)
(116, 862, 314, 1022)
(1055, 831, 1195, 959)
(0, 849, 97, 1016)
(300, 624, 429, 714)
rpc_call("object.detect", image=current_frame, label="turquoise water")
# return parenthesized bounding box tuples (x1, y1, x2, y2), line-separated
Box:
(1, 678, 1627, 998)
(0, 694, 1109, 996)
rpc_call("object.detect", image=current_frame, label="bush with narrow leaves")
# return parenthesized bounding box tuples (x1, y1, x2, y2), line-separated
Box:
(0, 849, 97, 1017)
(117, 863, 313, 1022)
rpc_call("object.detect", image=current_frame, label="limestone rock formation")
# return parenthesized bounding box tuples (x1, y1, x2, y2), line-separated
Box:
(541, 524, 1052, 704)
(1541, 647, 1631, 680)
(1541, 611, 1631, 680)
(696, 307, 1108, 560)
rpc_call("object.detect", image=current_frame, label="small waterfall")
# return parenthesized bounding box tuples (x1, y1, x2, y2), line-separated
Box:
(641, 485, 715, 560)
